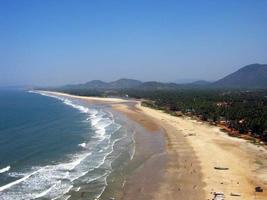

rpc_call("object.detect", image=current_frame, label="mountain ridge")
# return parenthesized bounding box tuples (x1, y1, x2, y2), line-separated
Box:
(212, 63, 267, 88)
(57, 64, 267, 91)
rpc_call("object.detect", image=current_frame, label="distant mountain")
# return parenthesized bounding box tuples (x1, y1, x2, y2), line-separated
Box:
(84, 80, 109, 89)
(109, 79, 142, 89)
(138, 81, 179, 90)
(61, 79, 142, 90)
(61, 80, 107, 90)
(54, 63, 267, 92)
(213, 64, 267, 88)
(174, 78, 200, 84)
(188, 80, 211, 86)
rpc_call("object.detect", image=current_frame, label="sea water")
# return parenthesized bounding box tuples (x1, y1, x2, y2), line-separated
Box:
(0, 90, 134, 200)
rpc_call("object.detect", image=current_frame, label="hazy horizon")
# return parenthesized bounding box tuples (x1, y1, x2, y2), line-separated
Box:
(1, 1, 267, 87)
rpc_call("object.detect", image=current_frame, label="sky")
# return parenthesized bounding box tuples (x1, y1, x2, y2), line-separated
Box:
(0, 0, 267, 86)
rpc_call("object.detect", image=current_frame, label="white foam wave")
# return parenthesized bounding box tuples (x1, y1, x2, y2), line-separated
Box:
(0, 166, 10, 174)
(34, 183, 57, 198)
(21, 91, 125, 200)
(0, 168, 41, 192)
(130, 131, 136, 160)
(0, 151, 92, 196)
(7, 172, 25, 178)
(91, 118, 113, 140)
(94, 171, 109, 200)
(50, 185, 73, 200)
(63, 99, 90, 114)
(64, 195, 71, 200)
(78, 143, 86, 148)
(86, 172, 109, 184)
(67, 152, 92, 171)
(91, 117, 102, 126)
(0, 126, 123, 199)
(73, 186, 80, 192)
(33, 91, 114, 141)
(32, 91, 63, 100)
(30, 91, 94, 115)
(0, 160, 84, 199)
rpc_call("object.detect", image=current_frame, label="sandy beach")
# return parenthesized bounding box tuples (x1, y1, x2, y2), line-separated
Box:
(40, 91, 267, 200)
(138, 105, 267, 200)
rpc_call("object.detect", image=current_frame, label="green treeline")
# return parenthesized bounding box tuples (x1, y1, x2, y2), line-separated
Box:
(122, 89, 267, 141)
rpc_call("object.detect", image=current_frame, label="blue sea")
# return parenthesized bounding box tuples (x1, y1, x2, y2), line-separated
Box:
(0, 90, 134, 200)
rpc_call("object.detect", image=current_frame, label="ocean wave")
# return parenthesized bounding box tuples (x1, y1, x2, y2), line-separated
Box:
(63, 99, 90, 114)
(130, 131, 136, 160)
(33, 91, 100, 118)
(93, 119, 113, 140)
(0, 151, 92, 199)
(34, 183, 57, 199)
(0, 166, 10, 174)
(0, 168, 41, 192)
(15, 91, 126, 200)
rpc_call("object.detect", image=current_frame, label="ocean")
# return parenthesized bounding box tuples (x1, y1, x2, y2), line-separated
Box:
(0, 90, 135, 200)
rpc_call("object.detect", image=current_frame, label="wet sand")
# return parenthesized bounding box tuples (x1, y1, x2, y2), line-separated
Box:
(113, 103, 205, 200)
(39, 91, 267, 200)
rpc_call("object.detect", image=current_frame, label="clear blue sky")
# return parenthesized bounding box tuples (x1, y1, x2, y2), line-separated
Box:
(1, 0, 267, 86)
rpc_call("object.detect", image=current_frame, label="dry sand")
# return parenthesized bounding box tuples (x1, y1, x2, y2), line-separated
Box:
(38, 91, 267, 200)
(38, 90, 132, 103)
(138, 104, 267, 200)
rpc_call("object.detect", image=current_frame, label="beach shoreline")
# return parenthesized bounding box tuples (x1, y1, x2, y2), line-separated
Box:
(37, 91, 267, 200)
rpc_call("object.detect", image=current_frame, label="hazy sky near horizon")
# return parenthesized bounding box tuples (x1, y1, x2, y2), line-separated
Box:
(1, 0, 267, 86)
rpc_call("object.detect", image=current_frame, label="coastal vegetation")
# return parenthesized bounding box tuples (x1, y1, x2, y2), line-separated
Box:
(124, 89, 267, 142)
